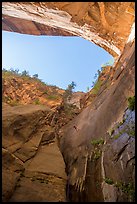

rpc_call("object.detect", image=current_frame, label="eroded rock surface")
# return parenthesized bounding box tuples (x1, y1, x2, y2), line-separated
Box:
(2, 74, 64, 109)
(2, 104, 67, 202)
(59, 40, 135, 202)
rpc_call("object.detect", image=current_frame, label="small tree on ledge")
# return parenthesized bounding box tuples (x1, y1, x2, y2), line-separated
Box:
(21, 70, 29, 77)
(33, 74, 39, 79)
(62, 81, 76, 104)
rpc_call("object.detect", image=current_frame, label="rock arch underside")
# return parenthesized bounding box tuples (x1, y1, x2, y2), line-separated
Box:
(2, 2, 135, 202)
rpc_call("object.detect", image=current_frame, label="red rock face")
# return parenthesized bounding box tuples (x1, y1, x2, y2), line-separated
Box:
(2, 74, 64, 109)
(2, 2, 135, 57)
(2, 14, 75, 36)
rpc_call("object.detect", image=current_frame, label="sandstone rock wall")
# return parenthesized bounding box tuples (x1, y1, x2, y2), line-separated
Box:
(2, 103, 67, 202)
(2, 74, 64, 109)
(59, 39, 135, 202)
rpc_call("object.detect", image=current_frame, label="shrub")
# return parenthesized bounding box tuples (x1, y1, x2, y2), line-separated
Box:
(101, 59, 114, 68)
(93, 149, 102, 160)
(115, 182, 135, 200)
(128, 96, 135, 111)
(104, 177, 114, 185)
(21, 70, 29, 77)
(33, 74, 38, 78)
(113, 134, 120, 140)
(127, 129, 135, 137)
(92, 79, 102, 95)
(91, 138, 104, 146)
(2, 68, 21, 77)
(9, 100, 19, 106)
(43, 91, 48, 95)
(34, 99, 41, 105)
(108, 128, 114, 136)
(112, 130, 124, 140)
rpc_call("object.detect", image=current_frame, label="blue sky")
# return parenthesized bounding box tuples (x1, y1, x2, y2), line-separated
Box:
(2, 31, 114, 92)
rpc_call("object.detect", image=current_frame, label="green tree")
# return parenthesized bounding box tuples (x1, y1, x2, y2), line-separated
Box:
(86, 86, 90, 92)
(97, 69, 101, 77)
(33, 74, 38, 79)
(101, 59, 114, 68)
(2, 68, 7, 72)
(63, 81, 76, 103)
(8, 68, 20, 75)
(21, 70, 29, 76)
(128, 96, 135, 111)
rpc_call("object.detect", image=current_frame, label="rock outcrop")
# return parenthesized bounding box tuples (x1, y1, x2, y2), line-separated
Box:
(2, 73, 64, 109)
(2, 2, 135, 57)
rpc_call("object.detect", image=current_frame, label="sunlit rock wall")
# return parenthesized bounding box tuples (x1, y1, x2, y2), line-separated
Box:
(2, 2, 135, 57)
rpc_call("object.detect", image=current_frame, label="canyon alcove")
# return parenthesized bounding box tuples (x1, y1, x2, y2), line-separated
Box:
(2, 2, 135, 202)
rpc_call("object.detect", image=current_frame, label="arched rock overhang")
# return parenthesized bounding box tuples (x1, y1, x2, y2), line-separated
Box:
(2, 2, 135, 58)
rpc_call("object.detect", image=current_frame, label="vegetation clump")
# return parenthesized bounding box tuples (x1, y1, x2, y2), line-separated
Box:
(126, 128, 135, 137)
(115, 181, 135, 200)
(2, 68, 63, 106)
(104, 177, 114, 185)
(108, 128, 114, 136)
(92, 79, 102, 95)
(62, 81, 76, 104)
(34, 99, 41, 105)
(93, 149, 102, 160)
(113, 133, 121, 140)
(2, 68, 47, 85)
(91, 138, 104, 161)
(128, 96, 135, 111)
(91, 138, 104, 146)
